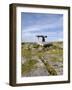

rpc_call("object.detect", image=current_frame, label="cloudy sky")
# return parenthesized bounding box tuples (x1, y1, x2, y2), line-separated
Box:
(21, 12, 63, 42)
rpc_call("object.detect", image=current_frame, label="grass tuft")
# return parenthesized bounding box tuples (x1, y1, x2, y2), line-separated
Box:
(22, 59, 38, 75)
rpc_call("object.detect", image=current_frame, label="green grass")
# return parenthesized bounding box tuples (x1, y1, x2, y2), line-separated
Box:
(32, 44, 39, 48)
(47, 48, 63, 54)
(21, 48, 32, 59)
(37, 51, 44, 57)
(50, 57, 63, 62)
(46, 64, 57, 75)
(39, 57, 57, 75)
(22, 59, 38, 75)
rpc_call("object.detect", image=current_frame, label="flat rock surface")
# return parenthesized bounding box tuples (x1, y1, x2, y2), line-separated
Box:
(21, 42, 63, 77)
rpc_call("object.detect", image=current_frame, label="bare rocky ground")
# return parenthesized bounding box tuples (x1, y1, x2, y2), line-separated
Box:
(21, 42, 63, 77)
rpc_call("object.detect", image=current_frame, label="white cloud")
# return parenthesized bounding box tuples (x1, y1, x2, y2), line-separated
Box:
(21, 14, 63, 42)
(22, 16, 63, 34)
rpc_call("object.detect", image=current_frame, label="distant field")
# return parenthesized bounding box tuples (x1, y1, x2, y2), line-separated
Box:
(21, 42, 63, 77)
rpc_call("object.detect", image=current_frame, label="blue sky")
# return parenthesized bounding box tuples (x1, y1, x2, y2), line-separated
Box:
(21, 12, 63, 42)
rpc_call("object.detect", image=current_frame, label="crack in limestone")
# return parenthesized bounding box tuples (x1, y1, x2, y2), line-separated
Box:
(39, 56, 57, 75)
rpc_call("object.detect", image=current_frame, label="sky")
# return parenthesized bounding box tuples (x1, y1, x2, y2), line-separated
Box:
(21, 12, 63, 42)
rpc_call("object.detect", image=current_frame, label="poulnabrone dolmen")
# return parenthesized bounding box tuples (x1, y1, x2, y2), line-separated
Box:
(36, 35, 47, 46)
